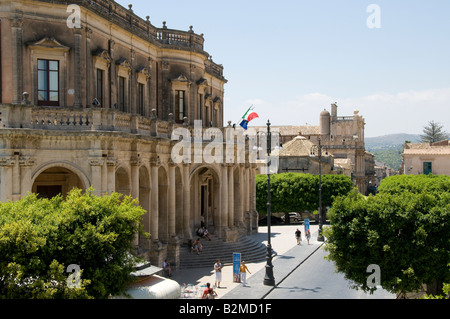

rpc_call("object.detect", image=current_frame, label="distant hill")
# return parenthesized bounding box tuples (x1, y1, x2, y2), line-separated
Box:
(365, 133, 421, 170)
(365, 133, 421, 150)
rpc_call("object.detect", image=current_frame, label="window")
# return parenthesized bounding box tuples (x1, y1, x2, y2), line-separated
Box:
(96, 69, 104, 106)
(37, 59, 59, 106)
(118, 76, 126, 112)
(138, 83, 145, 116)
(423, 162, 432, 175)
(175, 90, 185, 123)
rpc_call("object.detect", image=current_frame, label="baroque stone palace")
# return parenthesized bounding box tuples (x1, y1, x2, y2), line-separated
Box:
(256, 104, 376, 195)
(0, 0, 258, 266)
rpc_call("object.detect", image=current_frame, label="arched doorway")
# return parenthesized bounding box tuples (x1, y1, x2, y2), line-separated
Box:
(32, 166, 85, 199)
(191, 166, 220, 233)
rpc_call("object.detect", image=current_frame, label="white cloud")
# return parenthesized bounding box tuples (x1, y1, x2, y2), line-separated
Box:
(245, 98, 266, 106)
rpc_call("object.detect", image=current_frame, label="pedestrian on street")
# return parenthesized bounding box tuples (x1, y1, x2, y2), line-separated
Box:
(239, 261, 251, 286)
(202, 282, 218, 299)
(162, 259, 172, 277)
(214, 259, 223, 288)
(295, 228, 302, 245)
(305, 229, 311, 245)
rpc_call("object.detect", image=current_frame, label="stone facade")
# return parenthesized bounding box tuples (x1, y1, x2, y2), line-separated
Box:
(0, 0, 259, 267)
(255, 104, 375, 194)
(402, 140, 450, 175)
(272, 135, 334, 175)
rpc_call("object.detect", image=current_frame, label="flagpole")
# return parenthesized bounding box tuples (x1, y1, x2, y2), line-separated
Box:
(235, 105, 254, 127)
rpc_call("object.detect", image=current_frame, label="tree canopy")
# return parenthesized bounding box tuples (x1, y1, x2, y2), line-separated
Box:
(256, 173, 354, 214)
(0, 188, 146, 299)
(419, 120, 449, 143)
(324, 174, 450, 297)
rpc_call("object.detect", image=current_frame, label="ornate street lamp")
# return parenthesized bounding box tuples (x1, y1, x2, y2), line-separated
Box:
(310, 137, 328, 242)
(263, 119, 275, 286)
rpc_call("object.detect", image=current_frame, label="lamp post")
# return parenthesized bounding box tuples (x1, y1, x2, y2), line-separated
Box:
(310, 137, 328, 242)
(263, 119, 275, 286)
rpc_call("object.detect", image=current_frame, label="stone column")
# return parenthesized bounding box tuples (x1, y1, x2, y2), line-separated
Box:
(0, 157, 13, 202)
(130, 49, 136, 113)
(108, 39, 116, 108)
(85, 27, 93, 108)
(168, 163, 176, 237)
(250, 164, 258, 233)
(101, 155, 108, 195)
(161, 61, 170, 121)
(130, 158, 140, 247)
(227, 165, 234, 228)
(73, 29, 83, 108)
(244, 164, 250, 213)
(12, 153, 21, 201)
(106, 157, 116, 194)
(220, 164, 228, 238)
(182, 164, 191, 238)
(19, 156, 35, 198)
(167, 162, 180, 268)
(151, 165, 159, 241)
(89, 158, 103, 196)
(11, 16, 23, 105)
(130, 160, 139, 199)
(237, 164, 245, 228)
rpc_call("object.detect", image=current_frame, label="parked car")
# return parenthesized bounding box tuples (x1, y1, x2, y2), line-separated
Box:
(281, 212, 302, 223)
(258, 215, 283, 226)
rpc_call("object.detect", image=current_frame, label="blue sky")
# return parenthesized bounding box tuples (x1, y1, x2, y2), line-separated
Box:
(116, 0, 450, 137)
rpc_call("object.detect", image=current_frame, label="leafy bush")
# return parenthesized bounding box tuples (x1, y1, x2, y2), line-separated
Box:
(0, 188, 146, 299)
(324, 175, 450, 297)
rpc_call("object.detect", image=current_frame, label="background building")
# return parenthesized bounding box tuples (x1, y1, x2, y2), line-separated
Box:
(402, 140, 450, 175)
(0, 0, 258, 267)
(255, 104, 375, 194)
(273, 134, 334, 175)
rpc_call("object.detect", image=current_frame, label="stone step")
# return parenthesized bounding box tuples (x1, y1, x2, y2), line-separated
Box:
(178, 235, 267, 269)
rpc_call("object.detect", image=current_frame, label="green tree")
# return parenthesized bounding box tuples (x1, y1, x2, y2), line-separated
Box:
(324, 175, 450, 297)
(0, 188, 146, 299)
(419, 120, 449, 143)
(256, 173, 354, 216)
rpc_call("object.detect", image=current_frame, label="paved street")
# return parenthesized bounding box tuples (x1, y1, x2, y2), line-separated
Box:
(264, 245, 395, 299)
(173, 224, 396, 299)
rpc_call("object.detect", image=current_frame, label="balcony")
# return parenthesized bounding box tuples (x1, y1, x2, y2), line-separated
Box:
(0, 103, 247, 145)
(0, 103, 182, 139)
(46, 0, 205, 51)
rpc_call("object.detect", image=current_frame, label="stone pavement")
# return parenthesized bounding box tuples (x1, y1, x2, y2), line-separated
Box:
(170, 223, 322, 299)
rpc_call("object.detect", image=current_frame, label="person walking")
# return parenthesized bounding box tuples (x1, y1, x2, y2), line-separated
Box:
(214, 259, 223, 288)
(295, 228, 302, 245)
(239, 261, 251, 286)
(305, 229, 311, 245)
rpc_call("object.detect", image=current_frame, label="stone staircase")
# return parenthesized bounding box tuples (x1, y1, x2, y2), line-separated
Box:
(178, 234, 267, 269)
